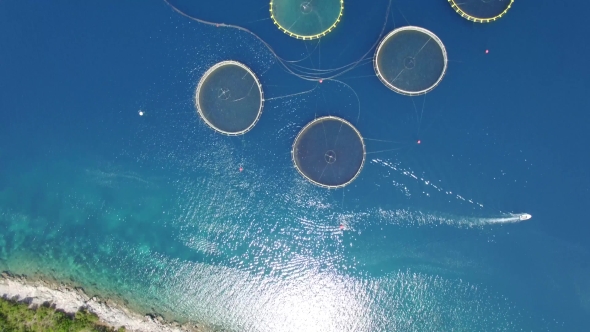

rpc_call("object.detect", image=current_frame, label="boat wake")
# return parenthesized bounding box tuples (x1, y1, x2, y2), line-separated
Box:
(375, 209, 532, 228)
(369, 158, 533, 228)
(476, 213, 532, 226)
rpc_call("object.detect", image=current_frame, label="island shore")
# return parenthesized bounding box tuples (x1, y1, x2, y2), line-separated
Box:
(0, 272, 206, 332)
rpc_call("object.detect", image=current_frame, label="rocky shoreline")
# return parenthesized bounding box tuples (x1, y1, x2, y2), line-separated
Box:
(0, 272, 206, 332)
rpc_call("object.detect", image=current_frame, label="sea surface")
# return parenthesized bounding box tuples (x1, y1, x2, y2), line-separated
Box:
(1, 0, 590, 331)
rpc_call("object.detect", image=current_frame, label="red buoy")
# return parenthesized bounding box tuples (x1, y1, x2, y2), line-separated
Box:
(239, 166, 243, 172)
(417, 140, 421, 144)
(319, 79, 323, 83)
(339, 224, 344, 230)
(485, 49, 489, 54)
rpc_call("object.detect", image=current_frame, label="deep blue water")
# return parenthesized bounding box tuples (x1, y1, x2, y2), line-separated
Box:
(1, 0, 589, 331)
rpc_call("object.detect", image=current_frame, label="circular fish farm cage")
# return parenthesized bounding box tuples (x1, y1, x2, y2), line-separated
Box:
(270, 0, 344, 40)
(447, 0, 514, 23)
(292, 116, 365, 189)
(195, 61, 264, 135)
(374, 26, 447, 96)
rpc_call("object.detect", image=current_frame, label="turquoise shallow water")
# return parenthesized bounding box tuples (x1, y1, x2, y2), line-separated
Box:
(1, 0, 590, 331)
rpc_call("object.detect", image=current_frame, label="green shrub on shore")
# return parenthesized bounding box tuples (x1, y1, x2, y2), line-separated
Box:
(0, 297, 125, 332)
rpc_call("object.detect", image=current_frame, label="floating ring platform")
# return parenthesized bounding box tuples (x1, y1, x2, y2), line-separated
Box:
(292, 116, 365, 189)
(374, 26, 447, 96)
(195, 61, 264, 136)
(270, 0, 344, 40)
(448, 0, 514, 23)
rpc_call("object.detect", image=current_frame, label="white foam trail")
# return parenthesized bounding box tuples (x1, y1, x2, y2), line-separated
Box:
(369, 158, 536, 228)
(480, 215, 522, 225)
(477, 213, 532, 225)
(372, 159, 485, 208)
(375, 209, 531, 228)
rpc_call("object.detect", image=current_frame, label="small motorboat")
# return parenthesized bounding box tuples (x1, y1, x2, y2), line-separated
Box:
(519, 213, 532, 221)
